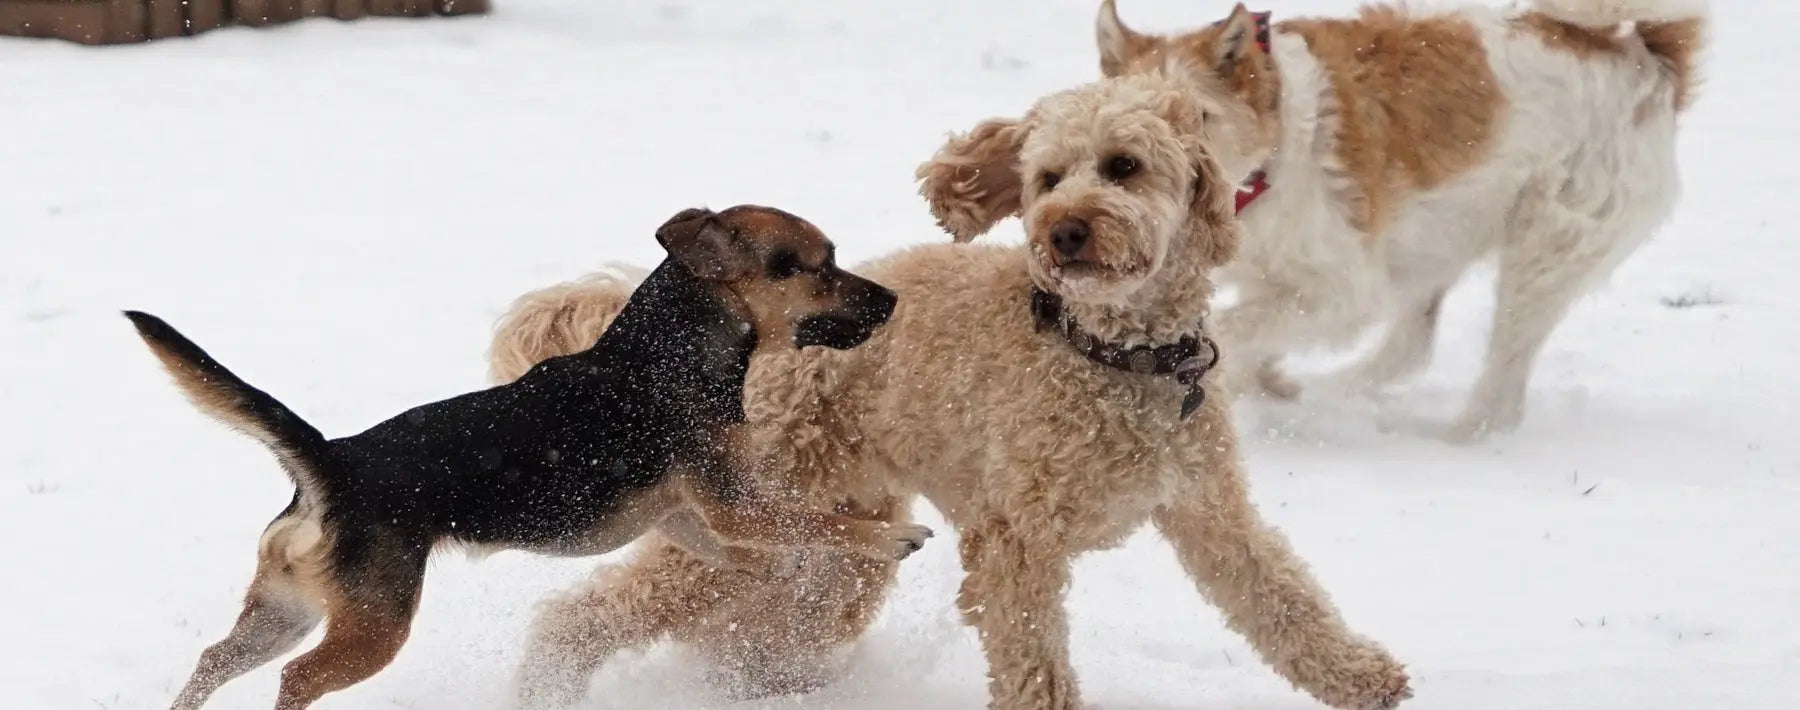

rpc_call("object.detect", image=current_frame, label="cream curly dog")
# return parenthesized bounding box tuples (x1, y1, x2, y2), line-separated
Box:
(490, 71, 1411, 710)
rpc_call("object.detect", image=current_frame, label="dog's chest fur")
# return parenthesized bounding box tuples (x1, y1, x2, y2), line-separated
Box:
(800, 244, 1212, 547)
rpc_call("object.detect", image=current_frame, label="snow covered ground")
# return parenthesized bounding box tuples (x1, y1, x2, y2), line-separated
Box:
(3, 1, 1796, 708)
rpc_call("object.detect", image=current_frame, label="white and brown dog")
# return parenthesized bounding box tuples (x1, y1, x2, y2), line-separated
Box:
(1096, 0, 1707, 441)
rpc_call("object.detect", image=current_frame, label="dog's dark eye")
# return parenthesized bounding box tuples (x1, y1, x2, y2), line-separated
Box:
(1202, 110, 1217, 124)
(1041, 172, 1062, 191)
(766, 249, 803, 280)
(1104, 155, 1139, 181)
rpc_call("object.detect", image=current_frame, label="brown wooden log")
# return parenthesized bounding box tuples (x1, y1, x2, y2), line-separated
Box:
(186, 0, 228, 33)
(0, 0, 145, 45)
(367, 0, 429, 17)
(1, 0, 487, 45)
(102, 0, 146, 41)
(434, 0, 483, 15)
(231, 0, 300, 26)
(145, 0, 180, 37)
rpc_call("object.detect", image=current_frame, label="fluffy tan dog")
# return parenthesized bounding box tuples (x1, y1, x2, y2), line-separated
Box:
(492, 71, 1411, 710)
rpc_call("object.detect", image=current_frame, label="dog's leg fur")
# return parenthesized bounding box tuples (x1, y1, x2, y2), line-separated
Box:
(269, 552, 426, 710)
(274, 596, 419, 710)
(956, 511, 1079, 710)
(1330, 287, 1450, 393)
(1153, 416, 1411, 710)
(1446, 179, 1615, 442)
(514, 542, 750, 709)
(1255, 357, 1304, 401)
(690, 544, 897, 700)
(685, 480, 927, 561)
(1215, 269, 1384, 402)
(1212, 283, 1319, 401)
(171, 580, 323, 710)
(173, 511, 335, 710)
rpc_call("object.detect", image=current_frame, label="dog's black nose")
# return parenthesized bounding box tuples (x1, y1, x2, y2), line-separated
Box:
(1049, 218, 1090, 259)
(852, 281, 898, 326)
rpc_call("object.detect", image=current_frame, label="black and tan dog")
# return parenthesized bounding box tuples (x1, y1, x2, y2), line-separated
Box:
(127, 205, 932, 710)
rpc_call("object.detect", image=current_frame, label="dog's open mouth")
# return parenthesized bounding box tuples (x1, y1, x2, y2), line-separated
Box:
(1045, 258, 1143, 284)
(1052, 261, 1109, 279)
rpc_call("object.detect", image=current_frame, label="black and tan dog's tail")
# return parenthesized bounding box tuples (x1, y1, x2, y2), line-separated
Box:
(124, 310, 333, 501)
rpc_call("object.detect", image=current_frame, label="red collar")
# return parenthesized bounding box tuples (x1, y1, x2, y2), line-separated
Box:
(1232, 10, 1273, 215)
(1219, 10, 1273, 53)
(1235, 170, 1270, 214)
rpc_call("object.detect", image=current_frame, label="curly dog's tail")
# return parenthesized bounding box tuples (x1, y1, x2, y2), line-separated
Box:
(486, 262, 646, 384)
(1531, 0, 1708, 111)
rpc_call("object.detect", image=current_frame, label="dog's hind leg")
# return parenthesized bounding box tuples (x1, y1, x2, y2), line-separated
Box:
(1214, 270, 1381, 403)
(273, 547, 427, 710)
(1155, 416, 1411, 710)
(170, 578, 322, 710)
(1328, 286, 1450, 394)
(514, 541, 749, 709)
(171, 513, 330, 710)
(1445, 182, 1618, 442)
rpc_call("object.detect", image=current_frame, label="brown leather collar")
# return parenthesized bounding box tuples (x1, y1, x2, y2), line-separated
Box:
(1030, 287, 1221, 419)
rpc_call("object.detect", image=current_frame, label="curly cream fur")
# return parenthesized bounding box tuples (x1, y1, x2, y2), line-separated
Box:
(485, 263, 648, 385)
(495, 74, 1408, 710)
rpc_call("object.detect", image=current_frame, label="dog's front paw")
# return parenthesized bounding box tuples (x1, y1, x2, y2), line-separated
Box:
(869, 522, 934, 560)
(1349, 663, 1412, 710)
(1305, 644, 1413, 710)
(1257, 361, 1303, 401)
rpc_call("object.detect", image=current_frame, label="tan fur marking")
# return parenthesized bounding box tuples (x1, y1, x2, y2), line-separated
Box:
(1638, 18, 1704, 113)
(708, 206, 850, 351)
(171, 516, 333, 710)
(275, 590, 416, 710)
(1099, 5, 1284, 175)
(1278, 8, 1504, 235)
(1516, 12, 1623, 57)
(137, 334, 279, 445)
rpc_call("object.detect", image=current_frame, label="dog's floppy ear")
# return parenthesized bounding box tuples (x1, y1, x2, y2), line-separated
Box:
(1155, 90, 1241, 268)
(1096, 0, 1154, 77)
(1213, 3, 1261, 74)
(1186, 149, 1242, 268)
(915, 116, 1031, 243)
(655, 207, 755, 281)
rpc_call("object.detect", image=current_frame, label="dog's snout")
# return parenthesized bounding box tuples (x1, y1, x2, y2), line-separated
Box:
(1049, 218, 1091, 259)
(794, 275, 897, 351)
(849, 278, 898, 326)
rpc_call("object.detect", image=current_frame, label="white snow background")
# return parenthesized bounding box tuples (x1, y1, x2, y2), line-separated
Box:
(3, 1, 1796, 708)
